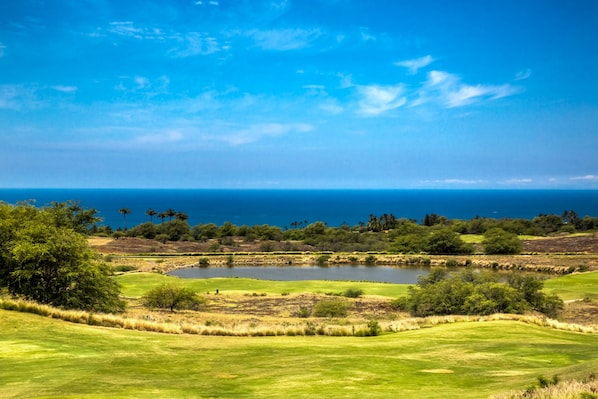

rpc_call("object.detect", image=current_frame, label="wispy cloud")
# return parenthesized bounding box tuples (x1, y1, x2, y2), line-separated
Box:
(418, 70, 520, 108)
(103, 21, 226, 57)
(515, 68, 532, 81)
(0, 43, 6, 58)
(52, 85, 78, 93)
(210, 122, 314, 145)
(246, 28, 323, 51)
(0, 85, 41, 111)
(571, 174, 598, 181)
(136, 130, 184, 145)
(427, 178, 487, 185)
(503, 178, 533, 184)
(395, 55, 434, 74)
(357, 84, 406, 115)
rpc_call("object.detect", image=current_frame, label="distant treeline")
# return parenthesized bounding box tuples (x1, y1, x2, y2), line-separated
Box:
(81, 204, 598, 254)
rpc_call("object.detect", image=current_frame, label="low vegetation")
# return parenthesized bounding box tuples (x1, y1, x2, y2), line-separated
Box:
(393, 270, 564, 318)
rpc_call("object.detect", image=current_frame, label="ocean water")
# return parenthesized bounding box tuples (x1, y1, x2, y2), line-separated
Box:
(1, 189, 597, 229)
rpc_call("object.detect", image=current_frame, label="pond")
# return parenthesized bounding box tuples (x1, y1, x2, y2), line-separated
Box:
(168, 265, 430, 284)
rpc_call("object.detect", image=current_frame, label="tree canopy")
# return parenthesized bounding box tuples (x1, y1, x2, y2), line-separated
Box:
(0, 202, 124, 313)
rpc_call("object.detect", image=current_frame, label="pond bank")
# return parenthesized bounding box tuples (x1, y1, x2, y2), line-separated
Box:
(105, 252, 596, 274)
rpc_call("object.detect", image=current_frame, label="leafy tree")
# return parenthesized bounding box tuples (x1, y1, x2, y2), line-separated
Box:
(389, 233, 428, 253)
(426, 228, 472, 254)
(143, 284, 205, 312)
(158, 220, 191, 241)
(128, 221, 158, 239)
(192, 223, 219, 241)
(0, 203, 124, 313)
(312, 298, 349, 317)
(48, 201, 102, 234)
(397, 271, 560, 318)
(482, 228, 523, 254)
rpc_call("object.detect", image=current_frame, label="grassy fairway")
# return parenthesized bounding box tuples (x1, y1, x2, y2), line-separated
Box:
(544, 271, 598, 300)
(1, 309, 597, 399)
(117, 272, 411, 298)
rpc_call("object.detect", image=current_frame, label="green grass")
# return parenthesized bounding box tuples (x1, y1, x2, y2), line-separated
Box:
(117, 272, 411, 298)
(544, 271, 598, 301)
(1, 309, 597, 399)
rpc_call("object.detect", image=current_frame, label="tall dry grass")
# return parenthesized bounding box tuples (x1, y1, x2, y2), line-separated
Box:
(491, 376, 598, 399)
(1, 296, 596, 337)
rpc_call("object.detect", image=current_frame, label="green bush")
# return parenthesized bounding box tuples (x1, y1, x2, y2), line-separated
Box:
(312, 298, 349, 317)
(343, 288, 364, 298)
(143, 284, 205, 312)
(482, 228, 523, 254)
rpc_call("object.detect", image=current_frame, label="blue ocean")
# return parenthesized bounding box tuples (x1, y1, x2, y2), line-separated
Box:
(1, 189, 597, 229)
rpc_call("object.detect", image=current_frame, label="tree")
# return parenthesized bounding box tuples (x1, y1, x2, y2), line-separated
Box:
(482, 228, 523, 254)
(0, 203, 124, 313)
(165, 208, 177, 221)
(426, 228, 472, 254)
(145, 208, 157, 223)
(48, 201, 102, 234)
(143, 284, 205, 312)
(158, 212, 167, 224)
(119, 208, 131, 230)
(175, 211, 189, 222)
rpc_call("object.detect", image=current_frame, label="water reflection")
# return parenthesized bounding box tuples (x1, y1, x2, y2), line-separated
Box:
(168, 265, 429, 284)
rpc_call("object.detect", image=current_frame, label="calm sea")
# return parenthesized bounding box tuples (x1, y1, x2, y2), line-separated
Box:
(1, 189, 597, 229)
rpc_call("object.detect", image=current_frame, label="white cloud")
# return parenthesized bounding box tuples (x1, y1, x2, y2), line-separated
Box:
(52, 85, 78, 93)
(357, 84, 406, 115)
(571, 174, 598, 181)
(515, 68, 532, 81)
(0, 84, 41, 110)
(503, 178, 533, 184)
(136, 130, 184, 145)
(0, 43, 5, 58)
(215, 123, 314, 145)
(104, 22, 226, 57)
(247, 28, 323, 51)
(429, 178, 486, 185)
(395, 55, 434, 74)
(420, 70, 520, 108)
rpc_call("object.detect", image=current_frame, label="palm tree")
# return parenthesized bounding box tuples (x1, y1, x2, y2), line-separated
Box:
(158, 212, 167, 224)
(166, 208, 176, 221)
(119, 208, 131, 230)
(175, 211, 189, 222)
(145, 208, 157, 223)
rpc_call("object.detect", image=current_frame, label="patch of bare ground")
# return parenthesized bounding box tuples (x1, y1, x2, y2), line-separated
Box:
(522, 233, 598, 253)
(123, 293, 409, 335)
(560, 299, 598, 326)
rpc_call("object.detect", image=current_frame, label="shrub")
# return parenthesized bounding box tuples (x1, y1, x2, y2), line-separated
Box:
(198, 257, 210, 267)
(364, 255, 377, 265)
(482, 228, 523, 254)
(312, 298, 349, 317)
(143, 284, 205, 312)
(343, 288, 364, 298)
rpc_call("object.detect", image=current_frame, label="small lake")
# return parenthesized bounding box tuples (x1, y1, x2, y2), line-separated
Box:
(168, 265, 429, 284)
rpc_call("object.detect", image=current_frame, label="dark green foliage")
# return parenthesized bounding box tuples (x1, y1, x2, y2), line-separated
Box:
(143, 284, 205, 312)
(364, 255, 377, 265)
(0, 203, 124, 313)
(312, 298, 349, 317)
(426, 228, 473, 254)
(343, 288, 364, 298)
(399, 270, 562, 318)
(482, 228, 523, 254)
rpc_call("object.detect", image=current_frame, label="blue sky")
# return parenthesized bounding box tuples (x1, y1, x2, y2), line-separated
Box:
(1, 0, 597, 189)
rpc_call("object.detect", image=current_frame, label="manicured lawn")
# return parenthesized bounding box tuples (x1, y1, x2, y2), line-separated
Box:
(117, 272, 411, 298)
(1, 309, 597, 399)
(544, 271, 598, 301)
